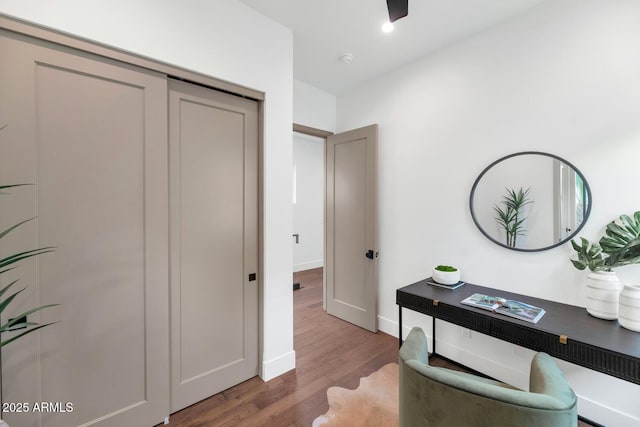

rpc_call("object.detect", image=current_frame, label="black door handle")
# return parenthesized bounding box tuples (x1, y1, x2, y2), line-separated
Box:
(365, 249, 374, 259)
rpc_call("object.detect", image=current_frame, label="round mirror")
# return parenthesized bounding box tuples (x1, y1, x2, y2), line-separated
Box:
(469, 151, 591, 252)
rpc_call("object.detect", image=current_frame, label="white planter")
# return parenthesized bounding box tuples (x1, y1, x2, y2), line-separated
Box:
(619, 284, 640, 332)
(585, 271, 621, 320)
(432, 267, 460, 285)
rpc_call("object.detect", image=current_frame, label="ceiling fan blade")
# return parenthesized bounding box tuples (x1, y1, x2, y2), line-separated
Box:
(386, 0, 408, 23)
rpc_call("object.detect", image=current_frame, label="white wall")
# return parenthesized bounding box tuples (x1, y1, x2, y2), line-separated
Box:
(291, 80, 334, 271)
(293, 133, 324, 272)
(0, 0, 295, 380)
(337, 0, 640, 425)
(293, 79, 336, 132)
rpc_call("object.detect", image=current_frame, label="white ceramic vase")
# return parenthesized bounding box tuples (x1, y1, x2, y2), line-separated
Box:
(619, 284, 640, 332)
(432, 267, 460, 285)
(585, 271, 621, 320)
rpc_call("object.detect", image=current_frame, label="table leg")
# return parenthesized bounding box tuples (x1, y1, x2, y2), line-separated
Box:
(398, 306, 403, 348)
(432, 316, 436, 355)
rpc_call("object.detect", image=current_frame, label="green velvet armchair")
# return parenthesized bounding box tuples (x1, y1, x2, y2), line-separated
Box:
(399, 327, 577, 427)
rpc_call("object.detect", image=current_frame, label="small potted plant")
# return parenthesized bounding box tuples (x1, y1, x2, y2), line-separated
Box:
(570, 210, 640, 325)
(432, 265, 461, 285)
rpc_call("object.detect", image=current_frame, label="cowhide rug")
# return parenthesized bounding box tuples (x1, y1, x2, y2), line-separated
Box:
(312, 363, 399, 427)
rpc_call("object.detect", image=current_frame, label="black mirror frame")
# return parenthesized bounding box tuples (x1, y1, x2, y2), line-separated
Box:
(469, 151, 592, 252)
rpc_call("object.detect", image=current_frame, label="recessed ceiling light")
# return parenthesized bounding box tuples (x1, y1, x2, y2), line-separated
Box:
(381, 22, 394, 33)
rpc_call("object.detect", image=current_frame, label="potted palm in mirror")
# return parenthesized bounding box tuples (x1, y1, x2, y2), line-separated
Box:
(570, 210, 640, 327)
(493, 187, 533, 248)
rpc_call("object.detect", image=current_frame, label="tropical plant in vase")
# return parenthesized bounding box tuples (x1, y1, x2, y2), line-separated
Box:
(570, 211, 640, 272)
(570, 210, 640, 322)
(493, 187, 533, 248)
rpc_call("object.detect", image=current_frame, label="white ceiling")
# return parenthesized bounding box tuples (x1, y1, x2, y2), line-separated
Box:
(239, 0, 546, 94)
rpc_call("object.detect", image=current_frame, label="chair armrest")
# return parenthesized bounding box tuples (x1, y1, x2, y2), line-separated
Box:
(529, 352, 577, 410)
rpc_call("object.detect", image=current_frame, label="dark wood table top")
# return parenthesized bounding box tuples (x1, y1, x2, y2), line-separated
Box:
(397, 279, 640, 373)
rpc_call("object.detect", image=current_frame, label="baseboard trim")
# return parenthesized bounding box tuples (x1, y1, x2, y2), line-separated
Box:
(377, 314, 398, 337)
(261, 350, 296, 381)
(293, 260, 323, 272)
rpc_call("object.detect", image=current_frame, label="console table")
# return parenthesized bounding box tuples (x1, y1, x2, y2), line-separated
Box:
(396, 278, 640, 385)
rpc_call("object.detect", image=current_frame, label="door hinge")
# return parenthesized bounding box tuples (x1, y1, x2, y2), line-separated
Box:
(249, 273, 257, 281)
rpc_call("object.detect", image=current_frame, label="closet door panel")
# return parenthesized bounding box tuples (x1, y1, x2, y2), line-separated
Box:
(0, 30, 169, 427)
(169, 79, 259, 412)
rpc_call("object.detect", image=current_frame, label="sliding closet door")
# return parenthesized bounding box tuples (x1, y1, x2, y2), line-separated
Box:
(168, 79, 259, 412)
(0, 30, 169, 427)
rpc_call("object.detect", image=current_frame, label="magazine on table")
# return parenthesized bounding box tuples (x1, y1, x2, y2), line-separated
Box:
(460, 293, 545, 323)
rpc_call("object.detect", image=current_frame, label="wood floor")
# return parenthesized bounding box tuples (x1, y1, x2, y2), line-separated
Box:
(161, 268, 398, 426)
(161, 267, 596, 427)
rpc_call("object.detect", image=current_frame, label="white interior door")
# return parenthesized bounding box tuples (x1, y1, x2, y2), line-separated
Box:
(168, 79, 259, 412)
(325, 125, 378, 332)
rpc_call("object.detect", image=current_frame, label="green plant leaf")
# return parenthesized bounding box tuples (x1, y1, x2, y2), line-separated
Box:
(570, 238, 582, 252)
(604, 222, 634, 244)
(606, 237, 640, 269)
(572, 211, 640, 271)
(494, 206, 516, 226)
(494, 187, 533, 247)
(600, 211, 640, 255)
(569, 237, 605, 271)
(0, 322, 57, 347)
(0, 303, 60, 333)
(0, 266, 18, 276)
(0, 247, 55, 270)
(503, 187, 533, 210)
(0, 184, 31, 191)
(0, 183, 32, 195)
(587, 243, 602, 257)
(0, 279, 20, 301)
(0, 286, 26, 314)
(619, 214, 640, 235)
(0, 217, 37, 240)
(570, 259, 587, 270)
(0, 164, 59, 347)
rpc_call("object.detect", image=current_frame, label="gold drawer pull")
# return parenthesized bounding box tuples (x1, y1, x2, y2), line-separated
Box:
(433, 300, 439, 306)
(559, 335, 568, 345)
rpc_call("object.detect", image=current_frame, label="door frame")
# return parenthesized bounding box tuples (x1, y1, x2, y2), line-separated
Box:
(292, 123, 333, 309)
